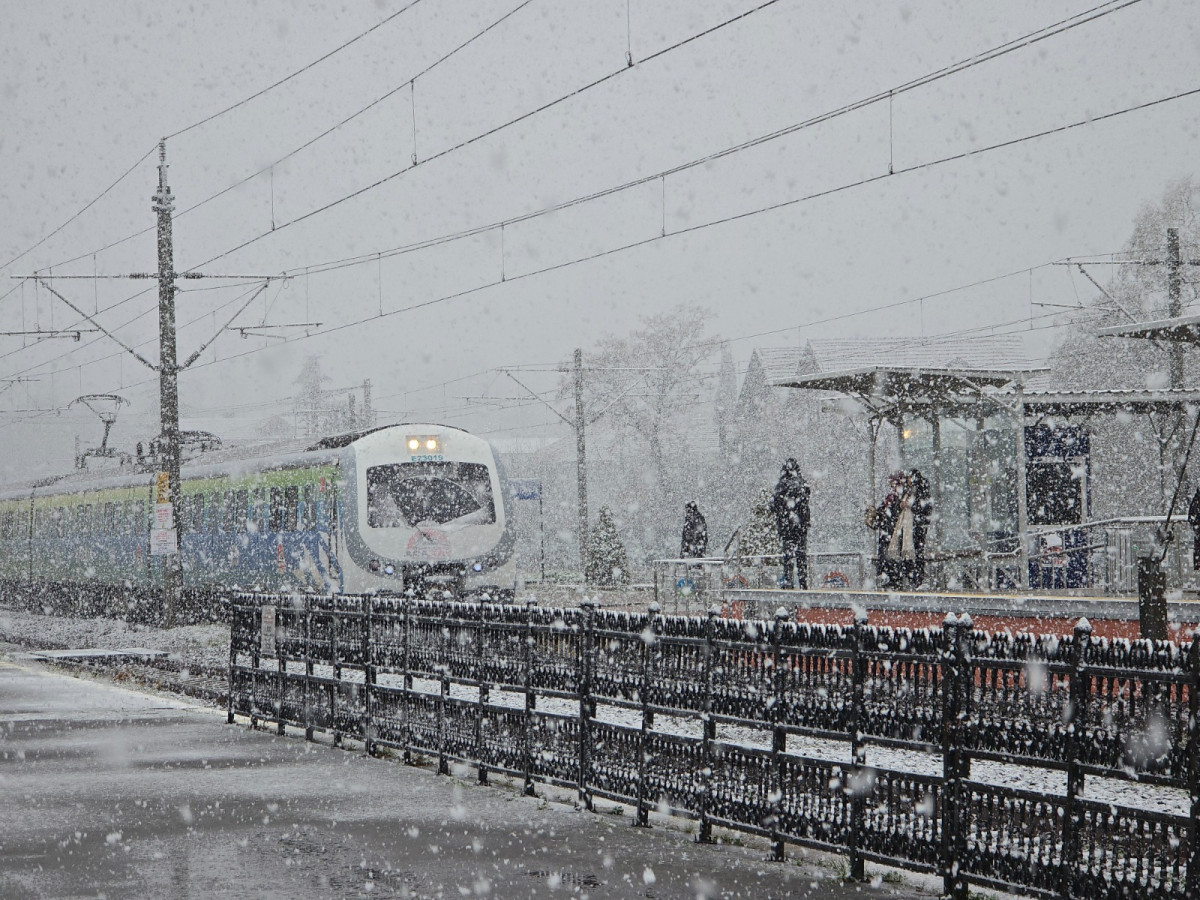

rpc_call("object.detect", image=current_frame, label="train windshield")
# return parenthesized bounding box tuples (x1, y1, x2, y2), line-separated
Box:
(366, 462, 496, 528)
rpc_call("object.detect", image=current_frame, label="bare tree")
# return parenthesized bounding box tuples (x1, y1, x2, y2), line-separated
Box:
(1050, 176, 1200, 509)
(576, 305, 720, 500)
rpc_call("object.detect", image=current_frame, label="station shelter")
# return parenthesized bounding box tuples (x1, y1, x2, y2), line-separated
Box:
(774, 364, 1200, 593)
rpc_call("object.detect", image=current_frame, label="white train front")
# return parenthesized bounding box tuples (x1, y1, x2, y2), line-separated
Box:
(335, 424, 516, 596)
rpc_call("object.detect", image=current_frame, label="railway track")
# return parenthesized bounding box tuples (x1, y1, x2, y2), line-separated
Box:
(62, 656, 229, 706)
(3, 638, 227, 706)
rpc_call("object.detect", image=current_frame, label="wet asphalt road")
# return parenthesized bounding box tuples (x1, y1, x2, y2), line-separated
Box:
(0, 653, 936, 899)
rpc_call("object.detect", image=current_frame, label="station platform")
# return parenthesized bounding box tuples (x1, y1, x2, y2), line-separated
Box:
(721, 587, 1200, 640)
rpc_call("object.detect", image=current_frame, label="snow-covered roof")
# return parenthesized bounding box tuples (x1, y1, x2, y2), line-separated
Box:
(1096, 313, 1200, 344)
(754, 335, 1037, 385)
(777, 366, 1029, 396)
(1019, 387, 1200, 415)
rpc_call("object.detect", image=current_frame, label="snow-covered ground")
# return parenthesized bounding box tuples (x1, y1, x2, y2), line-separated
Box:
(0, 603, 228, 671)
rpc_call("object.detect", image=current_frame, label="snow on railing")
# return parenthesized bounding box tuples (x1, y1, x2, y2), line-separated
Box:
(228, 593, 1200, 900)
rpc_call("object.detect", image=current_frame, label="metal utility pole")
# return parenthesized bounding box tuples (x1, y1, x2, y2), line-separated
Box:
(503, 357, 596, 582)
(153, 141, 184, 626)
(574, 348, 589, 577)
(14, 142, 273, 628)
(1168, 227, 1184, 389)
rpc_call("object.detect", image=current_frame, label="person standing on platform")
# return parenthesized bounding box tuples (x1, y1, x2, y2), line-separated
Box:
(1188, 487, 1200, 571)
(770, 458, 811, 589)
(908, 468, 933, 588)
(868, 472, 907, 588)
(680, 501, 709, 559)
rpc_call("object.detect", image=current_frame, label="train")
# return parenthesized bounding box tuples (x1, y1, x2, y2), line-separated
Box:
(0, 423, 516, 623)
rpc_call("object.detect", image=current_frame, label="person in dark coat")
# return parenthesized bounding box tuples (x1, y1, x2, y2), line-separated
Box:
(680, 501, 708, 558)
(770, 458, 811, 589)
(1188, 488, 1200, 570)
(868, 472, 907, 587)
(908, 468, 933, 587)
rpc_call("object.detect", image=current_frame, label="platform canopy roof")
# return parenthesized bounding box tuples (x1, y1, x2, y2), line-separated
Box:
(774, 367, 1200, 420)
(1095, 313, 1200, 344)
(773, 366, 1038, 419)
(1020, 388, 1200, 417)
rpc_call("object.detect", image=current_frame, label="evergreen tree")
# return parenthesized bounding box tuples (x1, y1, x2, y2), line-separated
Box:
(586, 506, 630, 586)
(736, 488, 781, 560)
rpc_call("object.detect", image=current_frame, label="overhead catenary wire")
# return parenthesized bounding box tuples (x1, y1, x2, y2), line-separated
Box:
(1, 0, 800, 375)
(0, 145, 158, 272)
(164, 0, 426, 141)
(8, 67, 1194, 405)
(2, 2, 427, 274)
(0, 2, 1172, 414)
(167, 80, 1200, 370)
(30, 1, 535, 275)
(189, 0, 1144, 275)
(19, 0, 1139, 288)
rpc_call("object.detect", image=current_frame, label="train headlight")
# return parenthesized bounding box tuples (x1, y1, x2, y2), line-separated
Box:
(406, 435, 441, 455)
(472, 562, 483, 572)
(384, 564, 395, 576)
(369, 559, 380, 572)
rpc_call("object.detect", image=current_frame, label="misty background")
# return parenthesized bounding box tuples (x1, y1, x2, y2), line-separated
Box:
(2, 0, 1199, 573)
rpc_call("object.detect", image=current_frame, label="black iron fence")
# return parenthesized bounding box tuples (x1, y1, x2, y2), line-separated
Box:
(228, 593, 1200, 900)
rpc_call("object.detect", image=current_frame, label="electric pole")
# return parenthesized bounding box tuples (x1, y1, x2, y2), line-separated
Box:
(14, 142, 273, 628)
(1168, 227, 1183, 388)
(154, 140, 184, 626)
(574, 348, 589, 578)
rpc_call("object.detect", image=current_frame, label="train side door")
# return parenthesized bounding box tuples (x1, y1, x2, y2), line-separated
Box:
(317, 477, 343, 592)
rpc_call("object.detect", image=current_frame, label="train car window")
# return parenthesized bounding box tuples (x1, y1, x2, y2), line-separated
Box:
(218, 492, 233, 532)
(133, 500, 146, 533)
(284, 486, 299, 531)
(191, 495, 206, 533)
(235, 490, 250, 532)
(80, 504, 92, 534)
(300, 484, 314, 530)
(176, 495, 189, 534)
(366, 462, 496, 528)
(250, 489, 265, 533)
(269, 487, 284, 533)
(1, 511, 11, 539)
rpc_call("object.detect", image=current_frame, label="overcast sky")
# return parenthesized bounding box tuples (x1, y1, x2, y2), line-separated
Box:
(1, 0, 1198, 477)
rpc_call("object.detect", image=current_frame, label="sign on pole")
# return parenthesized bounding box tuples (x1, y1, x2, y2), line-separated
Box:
(509, 479, 542, 501)
(150, 527, 177, 556)
(261, 605, 276, 655)
(151, 470, 178, 555)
